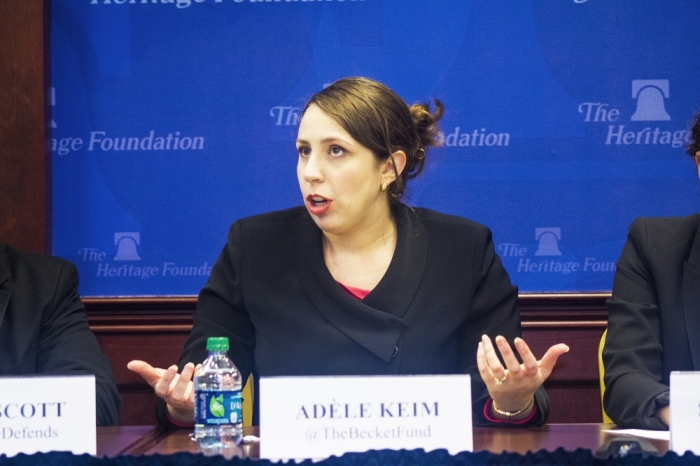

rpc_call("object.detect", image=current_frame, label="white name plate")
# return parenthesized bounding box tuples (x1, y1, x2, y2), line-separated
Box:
(670, 372, 700, 454)
(259, 374, 472, 460)
(0, 375, 96, 457)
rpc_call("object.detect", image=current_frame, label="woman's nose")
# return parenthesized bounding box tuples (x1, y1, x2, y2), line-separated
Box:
(303, 152, 323, 182)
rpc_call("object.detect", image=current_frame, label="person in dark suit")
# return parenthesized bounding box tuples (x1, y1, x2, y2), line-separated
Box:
(129, 77, 568, 426)
(0, 243, 121, 426)
(603, 110, 700, 430)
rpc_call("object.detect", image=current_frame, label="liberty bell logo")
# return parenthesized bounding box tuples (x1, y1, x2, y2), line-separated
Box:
(534, 228, 562, 257)
(630, 79, 670, 121)
(114, 232, 141, 261)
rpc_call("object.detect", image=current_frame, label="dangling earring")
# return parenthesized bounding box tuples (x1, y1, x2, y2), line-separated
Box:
(381, 182, 387, 192)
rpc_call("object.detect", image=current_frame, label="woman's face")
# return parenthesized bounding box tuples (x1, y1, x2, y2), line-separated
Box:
(296, 104, 392, 237)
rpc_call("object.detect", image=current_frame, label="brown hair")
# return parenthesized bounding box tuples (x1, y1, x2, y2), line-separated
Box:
(303, 77, 444, 205)
(688, 110, 700, 158)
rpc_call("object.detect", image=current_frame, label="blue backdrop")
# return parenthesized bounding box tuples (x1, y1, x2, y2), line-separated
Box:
(51, 0, 700, 296)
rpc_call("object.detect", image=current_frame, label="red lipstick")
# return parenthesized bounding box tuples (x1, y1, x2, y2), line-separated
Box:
(306, 194, 332, 215)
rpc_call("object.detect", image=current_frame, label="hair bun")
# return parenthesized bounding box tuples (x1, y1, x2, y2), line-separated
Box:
(410, 99, 444, 150)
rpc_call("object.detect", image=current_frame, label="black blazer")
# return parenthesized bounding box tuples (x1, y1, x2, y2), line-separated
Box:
(603, 215, 700, 430)
(158, 206, 549, 426)
(0, 243, 121, 426)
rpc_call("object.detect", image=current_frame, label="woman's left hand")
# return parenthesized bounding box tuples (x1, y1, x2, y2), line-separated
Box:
(476, 334, 569, 416)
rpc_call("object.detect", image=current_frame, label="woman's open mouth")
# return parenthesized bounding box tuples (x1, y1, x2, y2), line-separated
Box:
(306, 194, 332, 215)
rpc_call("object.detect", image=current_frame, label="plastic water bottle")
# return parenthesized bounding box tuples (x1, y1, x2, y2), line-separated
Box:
(193, 337, 243, 457)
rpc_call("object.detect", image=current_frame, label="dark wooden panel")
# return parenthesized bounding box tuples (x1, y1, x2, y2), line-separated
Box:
(544, 385, 602, 424)
(119, 389, 161, 427)
(95, 333, 189, 387)
(522, 326, 605, 382)
(85, 297, 198, 316)
(85, 300, 192, 425)
(0, 0, 50, 253)
(92, 320, 191, 425)
(518, 293, 609, 322)
(87, 295, 610, 425)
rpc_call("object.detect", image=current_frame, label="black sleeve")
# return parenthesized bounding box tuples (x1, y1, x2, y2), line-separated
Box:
(156, 221, 256, 427)
(465, 227, 549, 426)
(603, 218, 668, 430)
(37, 261, 121, 427)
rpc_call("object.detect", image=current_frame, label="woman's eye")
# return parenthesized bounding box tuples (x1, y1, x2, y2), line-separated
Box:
(298, 146, 311, 158)
(329, 145, 346, 157)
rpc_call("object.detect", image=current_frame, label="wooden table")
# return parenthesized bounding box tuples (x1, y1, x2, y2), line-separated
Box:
(96, 424, 669, 458)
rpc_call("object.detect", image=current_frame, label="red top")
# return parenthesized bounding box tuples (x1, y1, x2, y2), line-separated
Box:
(336, 281, 371, 299)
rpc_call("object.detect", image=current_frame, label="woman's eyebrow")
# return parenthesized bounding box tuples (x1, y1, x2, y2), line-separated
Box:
(321, 137, 344, 144)
(296, 136, 353, 145)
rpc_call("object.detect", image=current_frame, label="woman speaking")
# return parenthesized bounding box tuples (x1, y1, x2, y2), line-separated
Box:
(129, 77, 568, 426)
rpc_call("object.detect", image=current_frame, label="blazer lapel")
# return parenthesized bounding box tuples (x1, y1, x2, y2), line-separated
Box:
(683, 221, 700, 370)
(293, 213, 409, 362)
(362, 206, 427, 319)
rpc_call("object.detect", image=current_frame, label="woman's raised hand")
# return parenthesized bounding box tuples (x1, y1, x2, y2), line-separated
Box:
(476, 335, 569, 419)
(127, 360, 199, 424)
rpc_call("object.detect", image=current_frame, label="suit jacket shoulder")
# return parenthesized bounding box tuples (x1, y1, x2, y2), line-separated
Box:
(414, 207, 490, 231)
(627, 215, 700, 265)
(0, 243, 76, 287)
(0, 243, 121, 426)
(413, 208, 494, 254)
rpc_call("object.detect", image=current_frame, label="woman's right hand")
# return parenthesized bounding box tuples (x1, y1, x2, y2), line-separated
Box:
(127, 360, 199, 424)
(656, 406, 670, 427)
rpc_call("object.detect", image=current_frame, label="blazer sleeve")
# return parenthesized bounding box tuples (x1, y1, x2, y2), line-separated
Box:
(465, 226, 549, 426)
(156, 221, 256, 426)
(603, 218, 668, 430)
(37, 261, 121, 427)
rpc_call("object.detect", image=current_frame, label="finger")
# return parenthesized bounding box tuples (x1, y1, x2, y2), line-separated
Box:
(481, 335, 506, 378)
(170, 363, 196, 405)
(513, 338, 539, 377)
(187, 365, 202, 404)
(494, 336, 523, 377)
(127, 360, 152, 375)
(127, 360, 167, 386)
(476, 342, 495, 382)
(154, 365, 179, 399)
(538, 343, 570, 379)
